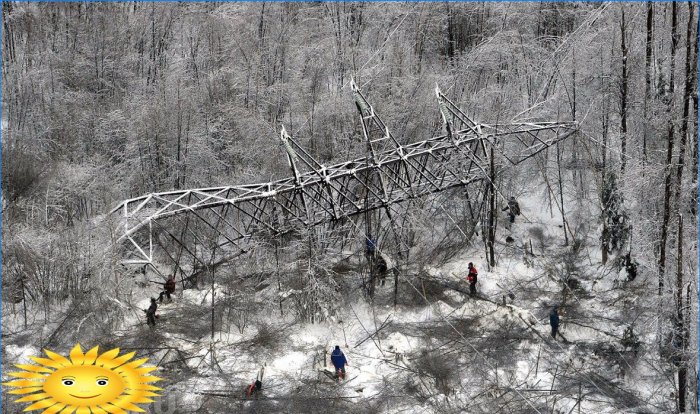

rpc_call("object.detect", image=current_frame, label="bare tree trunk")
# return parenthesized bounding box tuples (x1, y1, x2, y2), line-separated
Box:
(481, 196, 490, 271)
(175, 81, 182, 190)
(673, 2, 694, 214)
(674, 7, 695, 411)
(692, 10, 699, 219)
(659, 2, 679, 297)
(556, 143, 569, 247)
(488, 146, 496, 267)
(2, 3, 16, 64)
(181, 113, 191, 189)
(601, 43, 610, 263)
(210, 264, 215, 332)
(619, 6, 629, 176)
(21, 277, 27, 329)
(571, 50, 584, 195)
(325, 3, 345, 91)
(276, 244, 283, 317)
(676, 213, 686, 412)
(643, 1, 653, 168)
(445, 3, 455, 59)
(684, 282, 694, 412)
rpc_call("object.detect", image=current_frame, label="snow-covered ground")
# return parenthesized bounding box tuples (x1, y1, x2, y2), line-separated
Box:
(1, 186, 673, 413)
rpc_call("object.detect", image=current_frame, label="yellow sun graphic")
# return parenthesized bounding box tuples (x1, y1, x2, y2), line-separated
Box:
(3, 344, 162, 413)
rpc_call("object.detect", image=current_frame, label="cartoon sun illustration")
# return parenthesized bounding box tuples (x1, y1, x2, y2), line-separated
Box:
(3, 344, 162, 413)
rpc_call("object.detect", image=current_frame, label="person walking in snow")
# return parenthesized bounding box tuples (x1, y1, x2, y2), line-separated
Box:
(145, 297, 158, 327)
(549, 306, 560, 339)
(330, 345, 348, 380)
(467, 262, 478, 295)
(502, 196, 521, 224)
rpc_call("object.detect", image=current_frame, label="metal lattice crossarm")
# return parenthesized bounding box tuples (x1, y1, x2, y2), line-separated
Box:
(110, 84, 577, 270)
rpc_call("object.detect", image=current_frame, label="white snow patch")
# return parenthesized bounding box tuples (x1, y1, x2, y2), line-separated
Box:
(382, 332, 415, 354)
(4, 344, 40, 365)
(271, 351, 307, 376)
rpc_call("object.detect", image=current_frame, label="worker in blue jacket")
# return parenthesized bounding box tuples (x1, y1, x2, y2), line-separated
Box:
(330, 345, 348, 380)
(549, 307, 560, 339)
(366, 235, 377, 260)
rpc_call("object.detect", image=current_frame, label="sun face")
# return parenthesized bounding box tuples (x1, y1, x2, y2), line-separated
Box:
(3, 344, 162, 414)
(43, 365, 126, 407)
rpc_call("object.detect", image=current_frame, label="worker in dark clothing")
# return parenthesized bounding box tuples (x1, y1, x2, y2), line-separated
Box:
(376, 255, 388, 286)
(158, 275, 176, 303)
(502, 196, 521, 224)
(245, 366, 264, 399)
(165, 275, 176, 294)
(467, 262, 478, 295)
(366, 235, 377, 260)
(621, 326, 640, 356)
(624, 253, 638, 281)
(330, 345, 348, 381)
(509, 197, 520, 215)
(145, 298, 158, 326)
(245, 379, 262, 399)
(549, 307, 560, 339)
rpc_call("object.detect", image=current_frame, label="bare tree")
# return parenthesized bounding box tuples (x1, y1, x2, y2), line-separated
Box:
(619, 6, 629, 176)
(658, 2, 679, 297)
(642, 2, 653, 167)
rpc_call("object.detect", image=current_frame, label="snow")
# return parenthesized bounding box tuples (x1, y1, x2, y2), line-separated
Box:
(0, 181, 671, 413)
(270, 351, 307, 376)
(181, 283, 229, 305)
(4, 344, 40, 365)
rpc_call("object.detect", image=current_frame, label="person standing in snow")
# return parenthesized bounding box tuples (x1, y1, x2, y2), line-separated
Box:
(621, 326, 640, 356)
(624, 252, 638, 281)
(549, 306, 560, 339)
(145, 297, 158, 326)
(330, 345, 348, 380)
(366, 234, 377, 261)
(502, 196, 521, 224)
(376, 255, 388, 286)
(158, 275, 176, 303)
(467, 262, 478, 295)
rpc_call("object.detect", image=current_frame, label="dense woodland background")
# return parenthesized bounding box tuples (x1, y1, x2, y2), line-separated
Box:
(1, 2, 699, 413)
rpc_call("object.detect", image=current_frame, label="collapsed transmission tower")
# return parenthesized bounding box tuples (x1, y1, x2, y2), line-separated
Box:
(111, 82, 577, 280)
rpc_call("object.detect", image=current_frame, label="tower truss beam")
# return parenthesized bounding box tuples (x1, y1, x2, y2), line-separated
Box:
(111, 85, 577, 269)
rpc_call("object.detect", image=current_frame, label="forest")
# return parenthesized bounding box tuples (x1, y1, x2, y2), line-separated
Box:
(1, 2, 698, 413)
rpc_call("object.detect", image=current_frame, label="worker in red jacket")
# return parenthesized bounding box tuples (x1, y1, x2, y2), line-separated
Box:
(467, 262, 478, 295)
